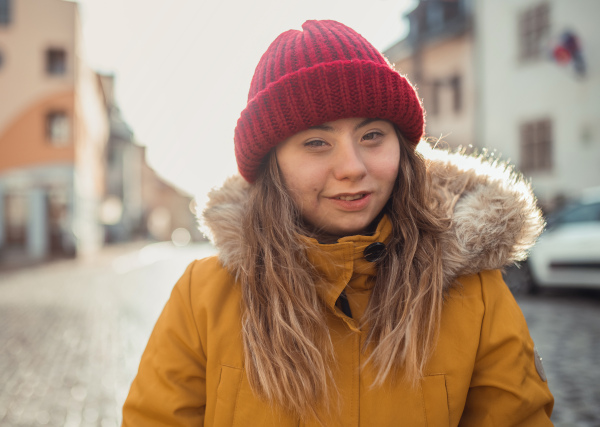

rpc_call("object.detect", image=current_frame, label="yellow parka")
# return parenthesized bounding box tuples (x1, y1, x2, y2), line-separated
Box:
(123, 146, 554, 426)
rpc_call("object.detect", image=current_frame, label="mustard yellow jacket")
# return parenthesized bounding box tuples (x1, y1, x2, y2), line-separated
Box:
(123, 146, 554, 426)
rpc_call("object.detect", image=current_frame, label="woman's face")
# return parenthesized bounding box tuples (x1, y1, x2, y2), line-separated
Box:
(275, 117, 400, 241)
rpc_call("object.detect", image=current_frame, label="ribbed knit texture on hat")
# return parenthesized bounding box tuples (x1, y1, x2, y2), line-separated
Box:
(235, 20, 424, 182)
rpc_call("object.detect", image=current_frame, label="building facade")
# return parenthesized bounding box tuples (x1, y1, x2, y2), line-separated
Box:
(474, 0, 600, 208)
(0, 0, 109, 264)
(99, 73, 203, 246)
(99, 73, 145, 243)
(385, 0, 475, 149)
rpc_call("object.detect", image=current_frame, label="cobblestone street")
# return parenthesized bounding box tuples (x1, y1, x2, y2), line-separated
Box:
(0, 242, 218, 427)
(516, 291, 600, 426)
(0, 243, 599, 426)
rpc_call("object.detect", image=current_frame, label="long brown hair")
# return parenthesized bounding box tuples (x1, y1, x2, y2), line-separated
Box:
(239, 129, 449, 420)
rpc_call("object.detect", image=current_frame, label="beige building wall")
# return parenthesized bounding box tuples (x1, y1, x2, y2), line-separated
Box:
(388, 33, 475, 149)
(0, 0, 76, 139)
(475, 0, 600, 206)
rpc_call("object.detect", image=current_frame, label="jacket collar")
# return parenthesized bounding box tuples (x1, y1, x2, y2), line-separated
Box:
(201, 143, 544, 290)
(301, 215, 392, 310)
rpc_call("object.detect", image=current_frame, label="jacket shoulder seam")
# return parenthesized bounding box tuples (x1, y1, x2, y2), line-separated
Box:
(185, 260, 208, 361)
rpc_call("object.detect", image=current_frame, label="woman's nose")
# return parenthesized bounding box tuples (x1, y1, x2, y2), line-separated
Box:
(332, 141, 367, 181)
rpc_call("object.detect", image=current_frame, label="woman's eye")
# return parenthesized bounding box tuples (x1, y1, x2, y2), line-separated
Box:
(362, 131, 383, 141)
(304, 139, 327, 147)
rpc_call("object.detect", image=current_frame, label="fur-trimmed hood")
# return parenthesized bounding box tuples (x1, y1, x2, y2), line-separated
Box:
(201, 144, 543, 288)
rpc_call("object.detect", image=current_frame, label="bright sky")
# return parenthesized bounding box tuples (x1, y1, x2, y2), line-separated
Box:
(76, 0, 416, 202)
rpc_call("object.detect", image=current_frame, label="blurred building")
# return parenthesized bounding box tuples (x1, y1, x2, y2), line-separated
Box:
(98, 73, 144, 243)
(141, 162, 203, 245)
(386, 0, 600, 211)
(99, 74, 203, 245)
(0, 0, 109, 264)
(474, 0, 600, 209)
(0, 0, 202, 268)
(385, 0, 475, 149)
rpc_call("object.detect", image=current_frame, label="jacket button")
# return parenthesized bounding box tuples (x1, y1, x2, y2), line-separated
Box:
(364, 242, 386, 262)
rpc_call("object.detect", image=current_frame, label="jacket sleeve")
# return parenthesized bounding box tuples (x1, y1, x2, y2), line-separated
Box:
(460, 270, 554, 426)
(122, 262, 206, 427)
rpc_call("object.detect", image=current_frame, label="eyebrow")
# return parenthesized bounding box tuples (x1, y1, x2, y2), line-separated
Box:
(308, 118, 381, 133)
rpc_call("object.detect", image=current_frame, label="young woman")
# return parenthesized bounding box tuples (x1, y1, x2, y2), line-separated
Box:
(122, 20, 554, 426)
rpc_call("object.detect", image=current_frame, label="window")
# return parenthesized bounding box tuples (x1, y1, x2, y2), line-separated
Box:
(48, 188, 69, 253)
(430, 80, 442, 116)
(46, 112, 70, 145)
(520, 118, 552, 173)
(443, 1, 461, 23)
(450, 75, 461, 113)
(426, 3, 444, 29)
(46, 49, 66, 75)
(4, 193, 27, 246)
(518, 3, 550, 61)
(0, 0, 10, 26)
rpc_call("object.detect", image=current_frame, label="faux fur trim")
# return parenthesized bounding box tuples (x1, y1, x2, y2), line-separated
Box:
(200, 144, 544, 287)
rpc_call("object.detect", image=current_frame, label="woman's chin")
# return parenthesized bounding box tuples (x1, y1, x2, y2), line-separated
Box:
(312, 222, 373, 243)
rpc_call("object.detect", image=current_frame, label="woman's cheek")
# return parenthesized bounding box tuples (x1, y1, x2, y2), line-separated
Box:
(379, 157, 400, 182)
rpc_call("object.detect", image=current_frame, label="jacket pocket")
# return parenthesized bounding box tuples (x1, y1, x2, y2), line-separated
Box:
(212, 364, 298, 427)
(213, 365, 243, 427)
(422, 374, 450, 427)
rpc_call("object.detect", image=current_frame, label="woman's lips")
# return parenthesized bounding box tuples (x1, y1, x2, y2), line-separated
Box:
(327, 192, 372, 211)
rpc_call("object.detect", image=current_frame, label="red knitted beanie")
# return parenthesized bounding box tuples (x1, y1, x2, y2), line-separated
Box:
(234, 20, 424, 183)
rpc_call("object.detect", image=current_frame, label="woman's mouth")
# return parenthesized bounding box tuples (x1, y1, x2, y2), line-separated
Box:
(334, 193, 367, 201)
(328, 193, 372, 211)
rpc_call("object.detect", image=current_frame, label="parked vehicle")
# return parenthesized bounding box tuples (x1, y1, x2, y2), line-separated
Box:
(504, 187, 600, 293)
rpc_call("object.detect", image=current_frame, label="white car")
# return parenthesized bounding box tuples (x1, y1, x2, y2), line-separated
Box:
(505, 188, 600, 293)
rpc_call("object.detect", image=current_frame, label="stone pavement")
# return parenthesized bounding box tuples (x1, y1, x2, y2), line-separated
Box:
(0, 242, 217, 427)
(516, 291, 600, 427)
(0, 243, 598, 426)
